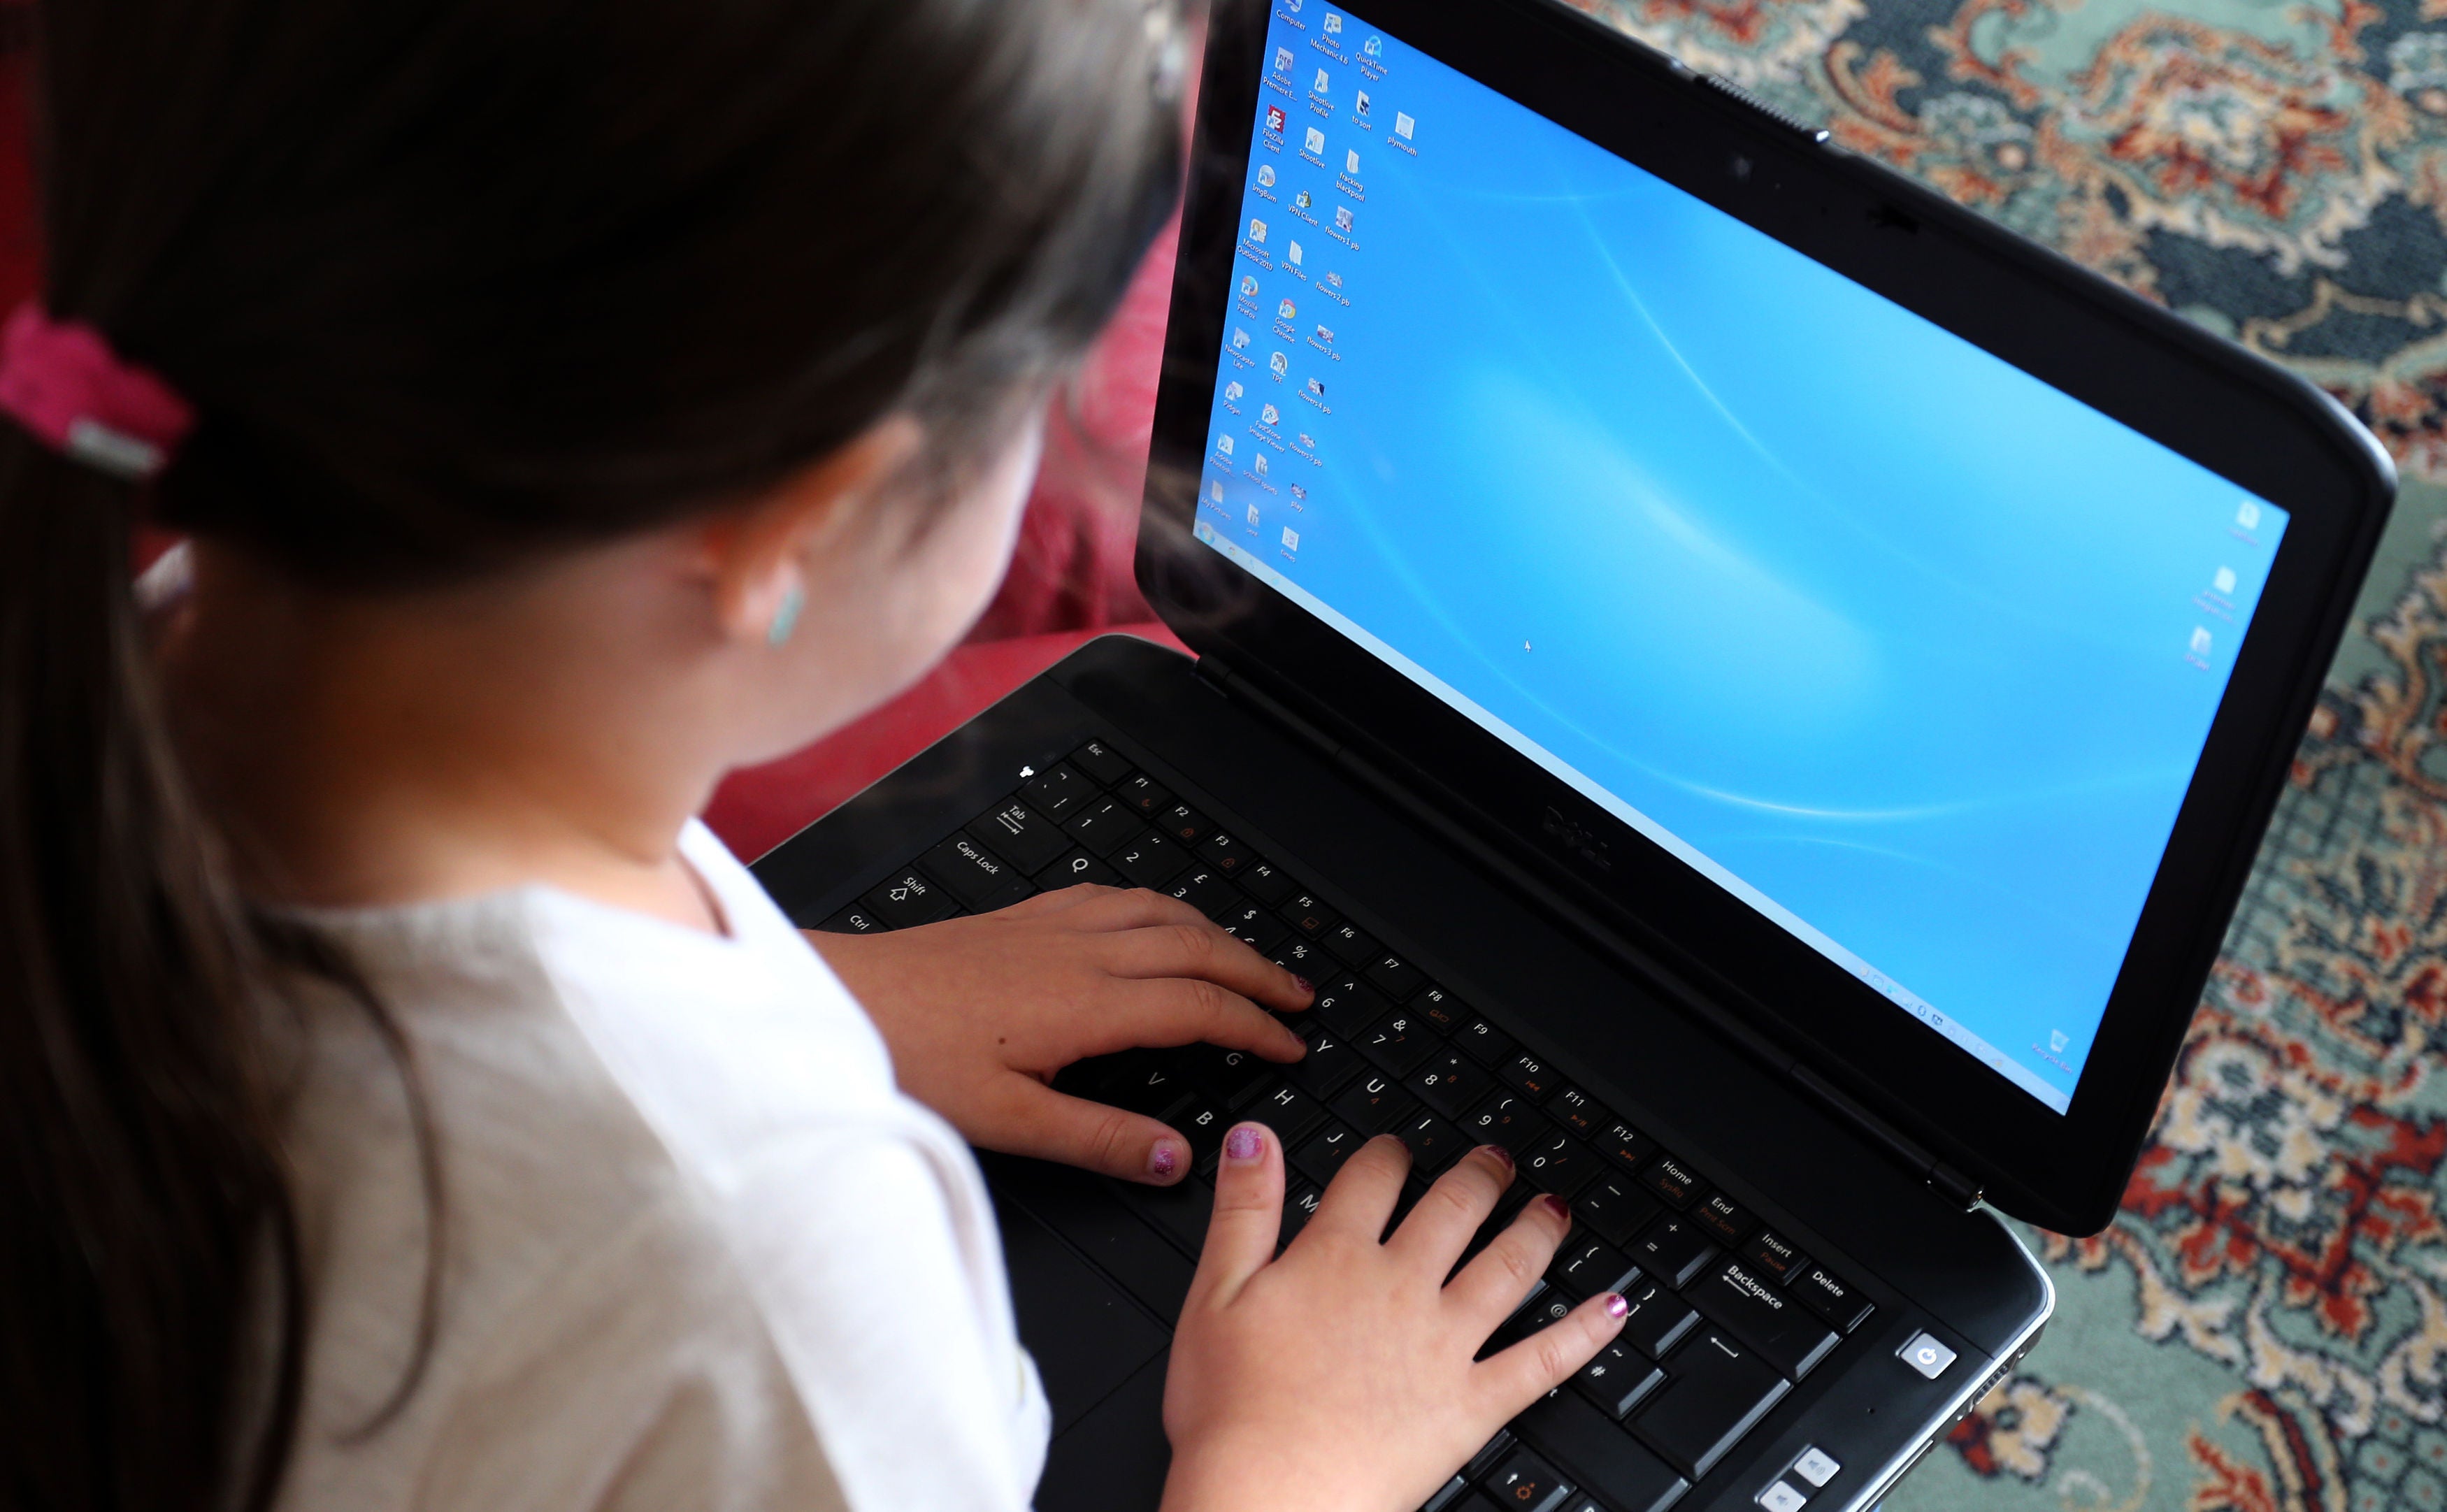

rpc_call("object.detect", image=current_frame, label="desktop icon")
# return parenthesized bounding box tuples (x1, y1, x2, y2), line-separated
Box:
(2189, 626, 2212, 656)
(1256, 164, 1276, 189)
(1395, 110, 1415, 139)
(1278, 298, 1296, 320)
(1334, 206, 1353, 231)
(1240, 274, 1259, 297)
(1305, 376, 1325, 397)
(1248, 217, 1268, 243)
(1313, 67, 1330, 94)
(1261, 403, 1281, 425)
(1323, 11, 1342, 33)
(2237, 500, 2261, 530)
(1356, 89, 1372, 115)
(1286, 0, 1300, 9)
(1291, 483, 1307, 501)
(1287, 240, 1305, 266)
(1282, 526, 1300, 551)
(1208, 479, 1225, 503)
(2048, 1030, 2069, 1053)
(1254, 453, 1269, 477)
(1295, 189, 1314, 210)
(2212, 566, 2237, 595)
(1325, 270, 1343, 288)
(1274, 45, 1293, 72)
(1345, 148, 1360, 175)
(1296, 432, 1313, 449)
(1315, 324, 1334, 344)
(1216, 433, 1234, 456)
(1305, 126, 1326, 155)
(1247, 503, 1262, 528)
(1267, 105, 1287, 134)
(1231, 327, 1250, 350)
(1363, 34, 1382, 57)
(1224, 380, 1244, 402)
(1270, 352, 1290, 377)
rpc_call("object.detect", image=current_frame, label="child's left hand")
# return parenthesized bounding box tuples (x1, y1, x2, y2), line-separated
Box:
(807, 884, 1315, 1183)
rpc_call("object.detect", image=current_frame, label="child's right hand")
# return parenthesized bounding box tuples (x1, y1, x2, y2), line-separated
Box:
(1161, 1128, 1628, 1512)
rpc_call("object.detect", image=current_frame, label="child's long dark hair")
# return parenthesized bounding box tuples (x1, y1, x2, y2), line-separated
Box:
(0, 1, 1182, 1507)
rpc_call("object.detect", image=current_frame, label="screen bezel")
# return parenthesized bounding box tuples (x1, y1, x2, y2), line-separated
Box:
(1140, 0, 2395, 1234)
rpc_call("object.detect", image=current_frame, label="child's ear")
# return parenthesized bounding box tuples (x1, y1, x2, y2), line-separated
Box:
(696, 416, 924, 645)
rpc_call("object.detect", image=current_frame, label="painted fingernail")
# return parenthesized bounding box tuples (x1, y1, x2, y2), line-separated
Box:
(1149, 1139, 1183, 1179)
(1605, 1292, 1629, 1320)
(1537, 1193, 1572, 1224)
(1478, 1143, 1514, 1174)
(1225, 1124, 1266, 1162)
(1293, 974, 1316, 995)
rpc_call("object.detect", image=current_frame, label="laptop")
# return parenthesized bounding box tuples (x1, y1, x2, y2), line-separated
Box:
(749, 0, 2395, 1506)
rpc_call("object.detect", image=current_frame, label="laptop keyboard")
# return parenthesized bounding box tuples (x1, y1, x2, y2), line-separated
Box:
(816, 737, 1882, 1512)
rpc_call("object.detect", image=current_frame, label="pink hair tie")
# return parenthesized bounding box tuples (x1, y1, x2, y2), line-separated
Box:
(0, 303, 194, 480)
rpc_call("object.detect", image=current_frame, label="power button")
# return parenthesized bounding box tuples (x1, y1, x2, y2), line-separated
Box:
(1898, 1331, 1957, 1380)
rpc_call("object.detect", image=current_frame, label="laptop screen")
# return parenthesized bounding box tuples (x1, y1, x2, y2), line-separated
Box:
(1192, 3, 2290, 1115)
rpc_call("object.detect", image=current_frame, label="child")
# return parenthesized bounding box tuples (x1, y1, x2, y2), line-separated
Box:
(0, 1, 1629, 1509)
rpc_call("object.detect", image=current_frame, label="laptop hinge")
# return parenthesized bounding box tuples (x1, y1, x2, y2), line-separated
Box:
(1201, 654, 1990, 1212)
(1791, 1064, 1983, 1212)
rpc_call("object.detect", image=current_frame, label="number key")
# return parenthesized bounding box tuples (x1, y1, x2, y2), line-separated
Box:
(1520, 1130, 1591, 1194)
(1361, 1011, 1435, 1074)
(1110, 829, 1186, 889)
(1406, 1052, 1490, 1120)
(1459, 1092, 1551, 1155)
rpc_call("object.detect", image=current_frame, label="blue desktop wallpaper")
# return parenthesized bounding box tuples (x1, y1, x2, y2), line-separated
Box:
(1200, 3, 2285, 1111)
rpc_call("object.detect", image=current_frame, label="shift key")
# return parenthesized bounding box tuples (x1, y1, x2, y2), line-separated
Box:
(1688, 1258, 1839, 1378)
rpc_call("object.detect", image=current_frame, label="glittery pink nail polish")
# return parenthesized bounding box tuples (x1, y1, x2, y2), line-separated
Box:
(1225, 1124, 1265, 1162)
(1605, 1292, 1629, 1320)
(1149, 1141, 1182, 1179)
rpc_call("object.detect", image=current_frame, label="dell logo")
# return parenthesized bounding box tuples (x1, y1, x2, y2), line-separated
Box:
(1542, 806, 1612, 872)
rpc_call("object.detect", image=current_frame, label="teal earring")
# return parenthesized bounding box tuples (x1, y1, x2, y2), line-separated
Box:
(766, 584, 805, 647)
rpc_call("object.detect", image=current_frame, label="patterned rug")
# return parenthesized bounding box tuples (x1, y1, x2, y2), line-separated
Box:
(1553, 0, 2447, 1505)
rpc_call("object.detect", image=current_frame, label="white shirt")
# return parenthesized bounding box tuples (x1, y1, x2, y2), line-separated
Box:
(273, 821, 1049, 1511)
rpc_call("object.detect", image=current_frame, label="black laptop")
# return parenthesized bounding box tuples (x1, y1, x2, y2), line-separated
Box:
(749, 0, 2395, 1506)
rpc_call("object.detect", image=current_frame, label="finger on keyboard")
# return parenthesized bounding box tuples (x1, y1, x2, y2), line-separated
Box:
(1309, 1132, 1411, 1234)
(1384, 1143, 1515, 1269)
(1473, 1290, 1629, 1423)
(1447, 1191, 1574, 1325)
(1104, 916, 1316, 1015)
(1117, 974, 1305, 1062)
(1186, 1121, 1285, 1309)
